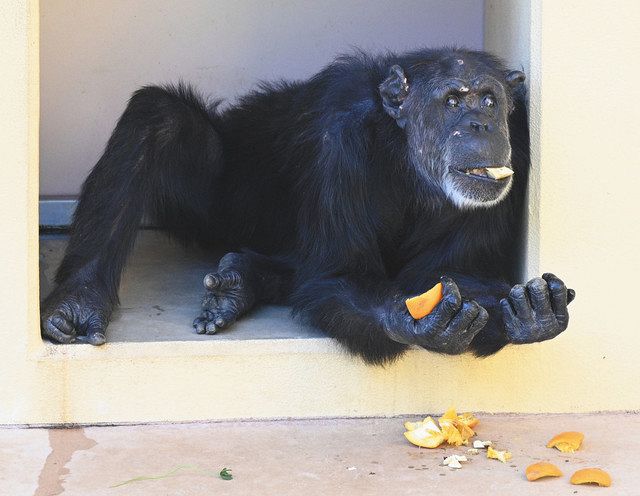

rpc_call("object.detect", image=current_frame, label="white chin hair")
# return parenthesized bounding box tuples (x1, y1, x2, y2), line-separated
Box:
(442, 176, 513, 210)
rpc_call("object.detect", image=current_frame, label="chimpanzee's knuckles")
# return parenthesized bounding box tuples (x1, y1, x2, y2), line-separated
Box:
(42, 314, 75, 343)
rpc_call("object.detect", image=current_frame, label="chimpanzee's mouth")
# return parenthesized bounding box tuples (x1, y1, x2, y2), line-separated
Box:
(451, 166, 514, 182)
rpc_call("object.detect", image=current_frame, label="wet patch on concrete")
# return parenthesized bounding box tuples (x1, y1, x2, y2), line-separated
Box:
(34, 428, 97, 496)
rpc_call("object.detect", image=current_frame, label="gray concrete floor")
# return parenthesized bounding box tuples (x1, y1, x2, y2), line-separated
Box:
(2, 413, 638, 495)
(40, 231, 323, 342)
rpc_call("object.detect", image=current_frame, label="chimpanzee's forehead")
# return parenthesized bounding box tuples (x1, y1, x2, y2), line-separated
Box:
(407, 51, 505, 84)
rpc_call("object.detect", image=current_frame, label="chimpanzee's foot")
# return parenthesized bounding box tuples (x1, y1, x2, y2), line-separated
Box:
(193, 253, 257, 335)
(41, 282, 112, 345)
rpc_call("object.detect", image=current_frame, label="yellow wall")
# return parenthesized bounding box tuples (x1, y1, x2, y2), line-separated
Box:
(0, 0, 639, 425)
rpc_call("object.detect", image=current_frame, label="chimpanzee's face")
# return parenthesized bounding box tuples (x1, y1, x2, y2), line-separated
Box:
(379, 54, 525, 209)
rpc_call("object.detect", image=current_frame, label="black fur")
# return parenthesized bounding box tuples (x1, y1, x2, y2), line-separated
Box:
(42, 47, 574, 361)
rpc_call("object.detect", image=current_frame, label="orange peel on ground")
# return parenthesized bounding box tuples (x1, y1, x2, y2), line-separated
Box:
(525, 462, 563, 481)
(403, 407, 479, 448)
(546, 431, 584, 453)
(457, 412, 480, 429)
(570, 468, 612, 487)
(487, 446, 512, 463)
(406, 282, 443, 319)
(403, 417, 446, 448)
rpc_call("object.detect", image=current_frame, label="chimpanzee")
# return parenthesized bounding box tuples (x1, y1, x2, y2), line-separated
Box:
(41, 47, 575, 364)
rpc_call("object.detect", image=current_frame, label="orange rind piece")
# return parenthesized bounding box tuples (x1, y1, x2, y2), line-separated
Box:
(406, 282, 443, 319)
(438, 406, 457, 423)
(441, 423, 465, 446)
(403, 417, 446, 448)
(437, 407, 476, 445)
(570, 468, 612, 487)
(452, 419, 475, 442)
(487, 446, 512, 463)
(525, 462, 563, 481)
(457, 412, 480, 429)
(403, 408, 480, 448)
(404, 426, 446, 448)
(546, 431, 584, 453)
(403, 420, 424, 431)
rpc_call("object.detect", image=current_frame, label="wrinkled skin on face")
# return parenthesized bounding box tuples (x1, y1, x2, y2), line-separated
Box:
(380, 56, 525, 209)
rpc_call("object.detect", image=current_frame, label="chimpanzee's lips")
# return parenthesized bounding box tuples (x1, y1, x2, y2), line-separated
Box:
(451, 166, 514, 182)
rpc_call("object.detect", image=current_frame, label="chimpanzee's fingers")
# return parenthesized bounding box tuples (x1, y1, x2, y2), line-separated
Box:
(441, 300, 480, 336)
(467, 305, 489, 337)
(507, 284, 533, 320)
(526, 277, 554, 319)
(500, 297, 516, 323)
(542, 273, 570, 328)
(436, 300, 485, 352)
(423, 276, 461, 328)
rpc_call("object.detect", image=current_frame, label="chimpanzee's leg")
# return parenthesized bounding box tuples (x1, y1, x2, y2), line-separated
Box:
(41, 84, 222, 344)
(193, 251, 294, 334)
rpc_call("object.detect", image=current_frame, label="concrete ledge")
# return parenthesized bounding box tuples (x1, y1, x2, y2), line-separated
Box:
(28, 231, 640, 425)
(22, 332, 637, 426)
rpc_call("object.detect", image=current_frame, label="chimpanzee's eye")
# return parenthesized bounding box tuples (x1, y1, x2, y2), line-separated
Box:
(482, 94, 496, 108)
(445, 95, 460, 108)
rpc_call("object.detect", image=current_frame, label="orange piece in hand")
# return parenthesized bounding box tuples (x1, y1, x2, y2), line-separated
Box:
(546, 431, 584, 453)
(570, 468, 612, 487)
(525, 462, 563, 481)
(406, 282, 444, 319)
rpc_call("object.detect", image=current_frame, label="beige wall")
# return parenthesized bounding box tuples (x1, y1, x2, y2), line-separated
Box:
(40, 0, 484, 196)
(0, 0, 639, 424)
(487, 0, 640, 406)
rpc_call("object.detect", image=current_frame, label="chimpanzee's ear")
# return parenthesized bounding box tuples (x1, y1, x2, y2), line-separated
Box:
(505, 70, 526, 88)
(379, 65, 409, 128)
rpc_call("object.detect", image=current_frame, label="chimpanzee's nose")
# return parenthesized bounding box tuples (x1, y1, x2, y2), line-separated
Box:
(469, 120, 489, 133)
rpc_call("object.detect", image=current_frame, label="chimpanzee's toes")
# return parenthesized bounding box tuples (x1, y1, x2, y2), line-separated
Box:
(193, 311, 213, 334)
(42, 313, 76, 343)
(193, 307, 242, 335)
(41, 284, 112, 345)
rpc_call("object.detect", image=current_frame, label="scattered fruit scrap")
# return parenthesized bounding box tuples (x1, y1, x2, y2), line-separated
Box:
(403, 416, 446, 448)
(402, 412, 612, 487)
(487, 446, 512, 463)
(546, 431, 584, 453)
(405, 282, 443, 319)
(525, 462, 563, 481)
(403, 407, 479, 449)
(473, 440, 492, 449)
(570, 468, 612, 487)
(442, 455, 468, 469)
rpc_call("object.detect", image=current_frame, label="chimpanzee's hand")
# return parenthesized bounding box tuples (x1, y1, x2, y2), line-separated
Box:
(193, 253, 256, 335)
(382, 277, 489, 354)
(501, 273, 576, 344)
